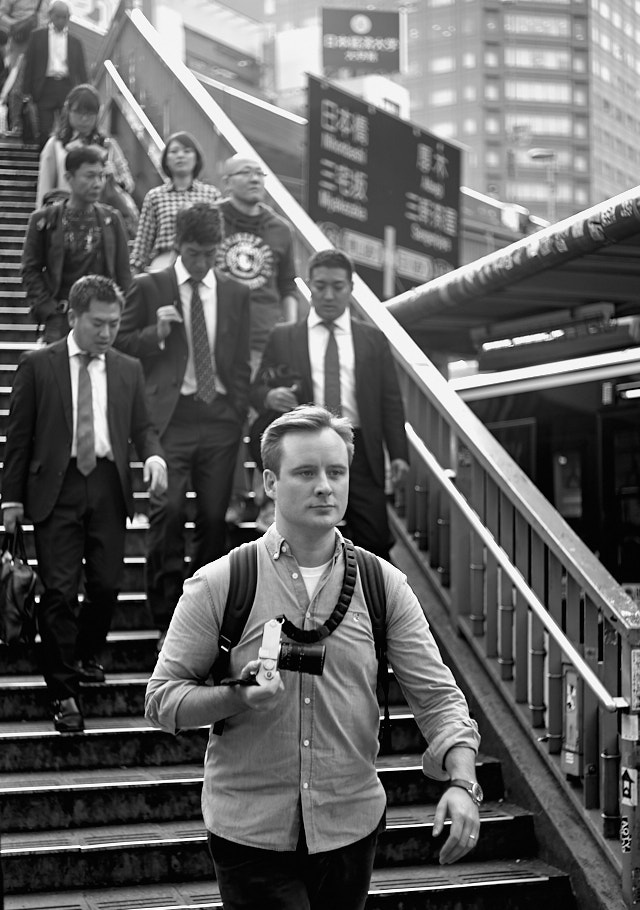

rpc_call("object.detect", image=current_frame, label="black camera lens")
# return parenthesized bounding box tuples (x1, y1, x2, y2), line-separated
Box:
(278, 641, 325, 676)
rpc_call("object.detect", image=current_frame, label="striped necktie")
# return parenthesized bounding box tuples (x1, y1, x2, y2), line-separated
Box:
(76, 352, 96, 476)
(322, 321, 341, 415)
(189, 278, 217, 405)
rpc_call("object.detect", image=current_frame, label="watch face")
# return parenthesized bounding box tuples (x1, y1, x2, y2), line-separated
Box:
(471, 782, 484, 804)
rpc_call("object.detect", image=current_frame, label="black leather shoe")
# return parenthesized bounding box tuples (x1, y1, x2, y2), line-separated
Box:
(76, 659, 106, 683)
(52, 697, 84, 733)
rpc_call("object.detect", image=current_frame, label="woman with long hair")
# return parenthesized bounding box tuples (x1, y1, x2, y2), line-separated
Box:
(36, 82, 134, 208)
(130, 130, 220, 272)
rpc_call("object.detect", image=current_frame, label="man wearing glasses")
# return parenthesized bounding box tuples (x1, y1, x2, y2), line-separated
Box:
(216, 155, 298, 374)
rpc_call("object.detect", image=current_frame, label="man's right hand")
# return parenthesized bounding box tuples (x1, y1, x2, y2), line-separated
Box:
(236, 658, 284, 711)
(3, 506, 24, 535)
(265, 386, 299, 413)
(157, 304, 183, 342)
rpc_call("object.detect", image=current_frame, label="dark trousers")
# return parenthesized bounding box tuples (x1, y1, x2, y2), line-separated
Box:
(208, 814, 384, 910)
(344, 429, 393, 560)
(36, 76, 71, 148)
(146, 394, 243, 627)
(33, 459, 127, 701)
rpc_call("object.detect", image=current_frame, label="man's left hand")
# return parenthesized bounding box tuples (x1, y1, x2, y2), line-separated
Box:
(390, 458, 410, 487)
(144, 460, 168, 495)
(432, 786, 480, 865)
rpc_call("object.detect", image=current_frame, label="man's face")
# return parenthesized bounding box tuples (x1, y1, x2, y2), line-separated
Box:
(264, 428, 350, 538)
(178, 241, 217, 283)
(309, 266, 353, 323)
(223, 157, 266, 206)
(49, 5, 70, 31)
(69, 299, 122, 354)
(66, 161, 105, 206)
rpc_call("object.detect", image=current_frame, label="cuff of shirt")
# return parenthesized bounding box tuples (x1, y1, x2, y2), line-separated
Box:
(1, 502, 23, 510)
(421, 719, 481, 780)
(144, 456, 167, 471)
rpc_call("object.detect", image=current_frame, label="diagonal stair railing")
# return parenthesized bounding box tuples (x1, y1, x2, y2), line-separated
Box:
(91, 5, 640, 904)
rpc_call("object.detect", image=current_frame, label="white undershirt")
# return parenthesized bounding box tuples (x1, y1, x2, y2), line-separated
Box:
(298, 559, 331, 599)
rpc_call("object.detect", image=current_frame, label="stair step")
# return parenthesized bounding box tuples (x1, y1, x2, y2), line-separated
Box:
(0, 755, 505, 833)
(0, 672, 151, 721)
(1, 804, 539, 894)
(2, 859, 576, 908)
(0, 708, 425, 773)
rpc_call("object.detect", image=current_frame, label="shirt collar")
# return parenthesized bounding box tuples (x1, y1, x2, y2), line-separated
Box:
(263, 522, 345, 561)
(308, 309, 351, 332)
(174, 257, 216, 290)
(67, 332, 106, 362)
(166, 179, 199, 192)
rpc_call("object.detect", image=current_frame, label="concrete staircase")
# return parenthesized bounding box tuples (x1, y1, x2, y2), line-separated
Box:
(0, 139, 578, 909)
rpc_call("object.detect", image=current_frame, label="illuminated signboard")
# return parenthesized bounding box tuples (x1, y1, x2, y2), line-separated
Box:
(322, 8, 400, 76)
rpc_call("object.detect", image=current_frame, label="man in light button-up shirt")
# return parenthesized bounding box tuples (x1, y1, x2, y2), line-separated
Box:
(146, 405, 480, 910)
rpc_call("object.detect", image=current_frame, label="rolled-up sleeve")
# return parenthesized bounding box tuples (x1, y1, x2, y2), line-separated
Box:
(145, 566, 227, 733)
(383, 569, 480, 780)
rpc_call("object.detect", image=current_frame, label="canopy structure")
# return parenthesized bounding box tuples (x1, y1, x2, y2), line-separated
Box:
(386, 186, 640, 360)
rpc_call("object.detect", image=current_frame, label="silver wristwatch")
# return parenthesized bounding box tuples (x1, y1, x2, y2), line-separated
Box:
(448, 779, 483, 807)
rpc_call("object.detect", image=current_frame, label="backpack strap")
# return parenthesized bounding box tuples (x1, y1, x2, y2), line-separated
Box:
(355, 547, 391, 751)
(210, 540, 259, 735)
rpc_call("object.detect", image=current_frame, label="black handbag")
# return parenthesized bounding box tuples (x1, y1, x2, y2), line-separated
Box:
(0, 523, 38, 648)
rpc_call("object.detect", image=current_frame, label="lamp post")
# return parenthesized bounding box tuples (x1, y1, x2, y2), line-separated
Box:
(528, 147, 558, 224)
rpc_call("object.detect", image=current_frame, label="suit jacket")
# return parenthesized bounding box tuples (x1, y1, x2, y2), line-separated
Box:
(21, 200, 132, 325)
(114, 266, 252, 435)
(251, 317, 409, 486)
(22, 28, 87, 101)
(1, 340, 164, 523)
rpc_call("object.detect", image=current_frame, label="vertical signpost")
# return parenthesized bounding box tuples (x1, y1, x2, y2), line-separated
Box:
(306, 75, 461, 299)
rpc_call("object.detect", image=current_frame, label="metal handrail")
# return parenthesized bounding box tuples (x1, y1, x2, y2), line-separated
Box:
(405, 422, 628, 714)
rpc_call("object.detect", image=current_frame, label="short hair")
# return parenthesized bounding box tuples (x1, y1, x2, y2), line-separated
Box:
(261, 405, 354, 476)
(161, 131, 205, 179)
(65, 144, 107, 175)
(308, 249, 354, 281)
(175, 203, 222, 247)
(68, 276, 124, 315)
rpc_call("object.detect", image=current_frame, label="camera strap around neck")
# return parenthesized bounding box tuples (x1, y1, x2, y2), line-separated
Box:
(279, 539, 358, 644)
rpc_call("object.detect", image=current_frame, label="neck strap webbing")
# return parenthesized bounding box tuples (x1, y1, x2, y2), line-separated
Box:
(279, 539, 357, 644)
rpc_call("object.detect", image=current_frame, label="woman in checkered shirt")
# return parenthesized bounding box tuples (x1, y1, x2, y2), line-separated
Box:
(130, 131, 221, 273)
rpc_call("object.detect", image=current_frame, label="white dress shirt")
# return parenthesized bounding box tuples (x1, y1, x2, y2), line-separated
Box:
(307, 309, 359, 427)
(67, 332, 112, 460)
(46, 25, 69, 78)
(175, 258, 226, 397)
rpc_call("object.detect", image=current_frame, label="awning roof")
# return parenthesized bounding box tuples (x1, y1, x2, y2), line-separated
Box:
(386, 186, 640, 356)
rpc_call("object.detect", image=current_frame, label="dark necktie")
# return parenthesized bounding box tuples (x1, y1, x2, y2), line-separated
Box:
(323, 321, 341, 415)
(76, 352, 96, 476)
(189, 278, 217, 405)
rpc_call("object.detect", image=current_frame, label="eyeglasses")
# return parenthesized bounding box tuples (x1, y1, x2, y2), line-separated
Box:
(228, 167, 267, 179)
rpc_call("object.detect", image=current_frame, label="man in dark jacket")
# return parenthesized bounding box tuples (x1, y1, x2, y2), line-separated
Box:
(251, 249, 409, 560)
(2, 275, 166, 733)
(21, 144, 131, 343)
(115, 203, 251, 635)
(22, 0, 87, 147)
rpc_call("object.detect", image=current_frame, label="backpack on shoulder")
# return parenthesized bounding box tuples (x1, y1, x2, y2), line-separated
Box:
(210, 538, 391, 746)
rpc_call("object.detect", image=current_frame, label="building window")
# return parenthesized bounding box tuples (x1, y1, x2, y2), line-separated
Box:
(462, 52, 476, 68)
(463, 85, 477, 101)
(504, 13, 571, 37)
(485, 82, 500, 101)
(429, 56, 456, 73)
(463, 118, 477, 134)
(485, 117, 500, 134)
(430, 88, 457, 105)
(504, 47, 571, 69)
(505, 81, 572, 102)
(486, 149, 500, 168)
(432, 122, 457, 138)
(485, 50, 500, 67)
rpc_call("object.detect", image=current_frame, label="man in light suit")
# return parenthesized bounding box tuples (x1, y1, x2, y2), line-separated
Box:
(2, 275, 167, 733)
(251, 249, 409, 560)
(22, 0, 87, 147)
(115, 203, 252, 636)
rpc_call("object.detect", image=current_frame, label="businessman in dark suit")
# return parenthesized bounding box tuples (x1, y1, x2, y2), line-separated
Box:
(115, 203, 252, 635)
(252, 249, 409, 560)
(2, 275, 166, 733)
(22, 0, 87, 147)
